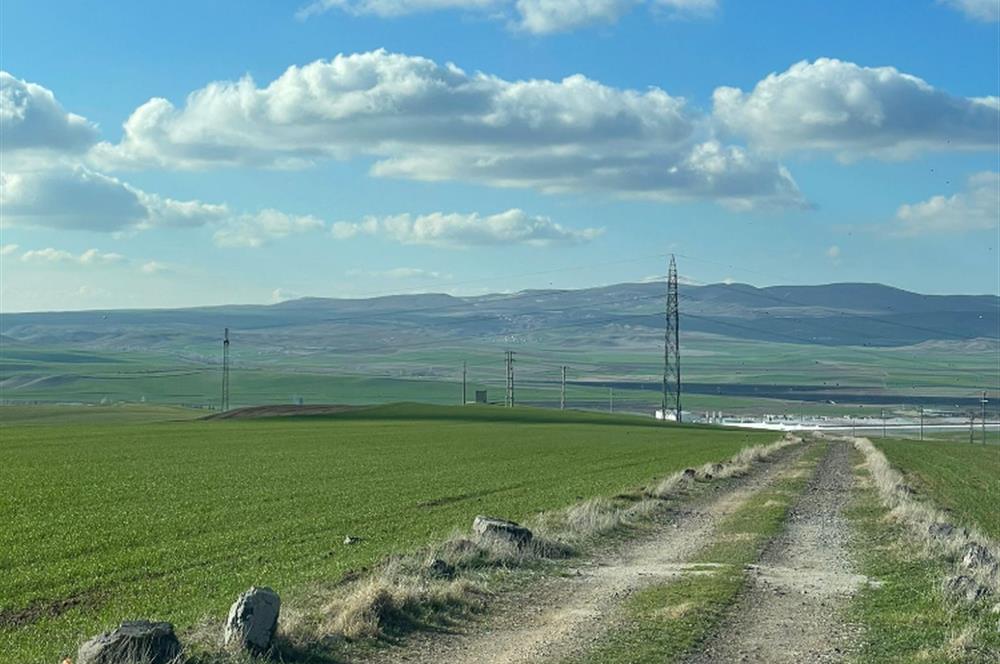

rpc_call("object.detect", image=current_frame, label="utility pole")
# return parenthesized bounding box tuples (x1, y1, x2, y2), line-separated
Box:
(881, 408, 886, 438)
(462, 361, 467, 405)
(662, 255, 681, 423)
(504, 351, 515, 408)
(970, 413, 975, 445)
(609, 387, 614, 413)
(221, 327, 230, 412)
(919, 406, 924, 441)
(982, 392, 989, 445)
(560, 366, 567, 410)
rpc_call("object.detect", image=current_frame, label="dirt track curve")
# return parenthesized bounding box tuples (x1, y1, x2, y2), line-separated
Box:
(370, 443, 809, 664)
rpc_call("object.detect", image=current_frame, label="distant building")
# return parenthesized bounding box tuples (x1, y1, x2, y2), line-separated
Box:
(475, 390, 488, 404)
(654, 409, 678, 421)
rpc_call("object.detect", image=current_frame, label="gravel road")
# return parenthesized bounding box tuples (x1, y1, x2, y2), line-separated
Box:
(686, 439, 868, 664)
(367, 443, 807, 664)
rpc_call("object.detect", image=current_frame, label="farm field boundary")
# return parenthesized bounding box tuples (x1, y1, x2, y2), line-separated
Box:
(850, 438, 1000, 661)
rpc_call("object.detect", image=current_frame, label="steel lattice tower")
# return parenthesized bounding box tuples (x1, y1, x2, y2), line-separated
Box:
(662, 256, 681, 423)
(504, 351, 516, 407)
(221, 327, 231, 412)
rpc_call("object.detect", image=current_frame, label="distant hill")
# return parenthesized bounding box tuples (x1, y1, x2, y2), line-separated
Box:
(1, 281, 997, 351)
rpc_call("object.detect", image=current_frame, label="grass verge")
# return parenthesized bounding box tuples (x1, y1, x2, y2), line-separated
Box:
(571, 440, 826, 663)
(847, 447, 1000, 663)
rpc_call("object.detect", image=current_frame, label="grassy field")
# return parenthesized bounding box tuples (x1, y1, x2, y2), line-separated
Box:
(873, 438, 1000, 539)
(0, 404, 774, 663)
(848, 447, 1000, 663)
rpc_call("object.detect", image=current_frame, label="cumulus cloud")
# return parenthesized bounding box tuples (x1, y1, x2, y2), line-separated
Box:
(0, 165, 321, 246)
(713, 58, 1000, 159)
(21, 247, 125, 265)
(894, 172, 999, 235)
(92, 50, 803, 209)
(940, 0, 999, 21)
(212, 209, 325, 247)
(0, 244, 20, 256)
(296, 0, 712, 31)
(332, 208, 602, 247)
(0, 166, 226, 232)
(1, 71, 99, 155)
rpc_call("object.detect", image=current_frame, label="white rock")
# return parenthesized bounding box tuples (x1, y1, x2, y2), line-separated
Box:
(224, 586, 280, 652)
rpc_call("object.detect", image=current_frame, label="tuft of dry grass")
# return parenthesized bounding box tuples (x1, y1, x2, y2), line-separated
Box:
(853, 437, 999, 598)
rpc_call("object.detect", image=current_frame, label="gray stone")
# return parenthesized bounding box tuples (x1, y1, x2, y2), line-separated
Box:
(895, 483, 917, 496)
(682, 468, 697, 479)
(961, 543, 998, 572)
(78, 621, 181, 664)
(927, 522, 957, 538)
(473, 515, 533, 546)
(343, 535, 361, 545)
(944, 575, 992, 604)
(224, 586, 280, 653)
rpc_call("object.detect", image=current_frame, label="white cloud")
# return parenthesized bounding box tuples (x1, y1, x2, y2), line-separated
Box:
(1, 71, 99, 155)
(0, 244, 19, 256)
(940, 0, 1000, 21)
(713, 58, 1000, 159)
(515, 0, 639, 34)
(93, 50, 804, 210)
(298, 0, 500, 19)
(212, 209, 324, 248)
(272, 287, 302, 302)
(894, 172, 999, 235)
(0, 166, 229, 232)
(21, 247, 125, 265)
(296, 0, 712, 31)
(347, 266, 451, 279)
(140, 260, 169, 274)
(332, 208, 603, 247)
(826, 245, 841, 264)
(0, 164, 321, 246)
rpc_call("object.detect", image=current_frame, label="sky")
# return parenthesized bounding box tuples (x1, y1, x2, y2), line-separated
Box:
(1, 0, 998, 312)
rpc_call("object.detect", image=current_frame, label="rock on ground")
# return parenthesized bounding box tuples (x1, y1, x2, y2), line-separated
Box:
(473, 516, 533, 545)
(224, 586, 281, 652)
(77, 621, 181, 664)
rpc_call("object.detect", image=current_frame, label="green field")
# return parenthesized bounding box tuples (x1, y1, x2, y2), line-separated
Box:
(874, 438, 1000, 539)
(0, 404, 774, 663)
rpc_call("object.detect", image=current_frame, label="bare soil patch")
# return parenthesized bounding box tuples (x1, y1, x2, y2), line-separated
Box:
(205, 404, 367, 420)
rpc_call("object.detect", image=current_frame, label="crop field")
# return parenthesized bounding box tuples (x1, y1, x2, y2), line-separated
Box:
(874, 438, 1000, 539)
(0, 404, 774, 663)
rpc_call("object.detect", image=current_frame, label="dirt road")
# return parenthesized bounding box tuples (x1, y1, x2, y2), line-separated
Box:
(371, 443, 809, 664)
(686, 439, 867, 663)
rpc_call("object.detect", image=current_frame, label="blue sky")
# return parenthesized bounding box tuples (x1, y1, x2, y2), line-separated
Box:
(1, 0, 998, 311)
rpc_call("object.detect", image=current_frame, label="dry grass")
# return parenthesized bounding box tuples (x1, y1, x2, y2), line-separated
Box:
(853, 437, 999, 597)
(185, 435, 802, 661)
